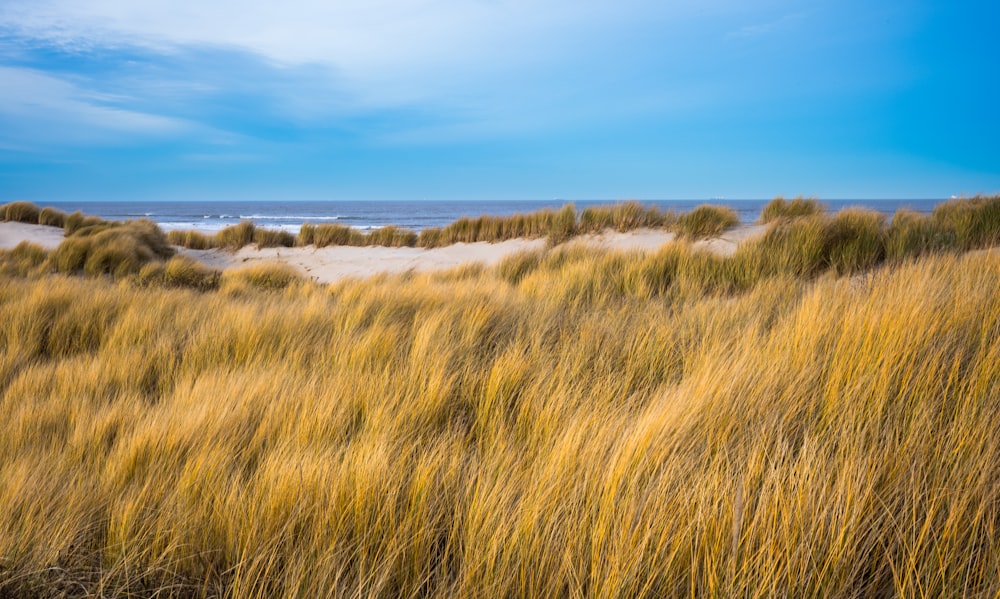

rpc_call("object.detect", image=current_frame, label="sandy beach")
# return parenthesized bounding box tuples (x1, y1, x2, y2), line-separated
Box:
(0, 221, 767, 283)
(0, 222, 67, 250)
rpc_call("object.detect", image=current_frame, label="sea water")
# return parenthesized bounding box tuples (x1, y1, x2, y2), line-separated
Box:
(46, 199, 943, 234)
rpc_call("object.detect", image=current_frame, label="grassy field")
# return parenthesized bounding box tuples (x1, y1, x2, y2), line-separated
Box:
(1, 197, 999, 597)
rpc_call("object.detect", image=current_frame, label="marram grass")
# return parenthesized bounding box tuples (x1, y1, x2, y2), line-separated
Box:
(2, 210, 1000, 597)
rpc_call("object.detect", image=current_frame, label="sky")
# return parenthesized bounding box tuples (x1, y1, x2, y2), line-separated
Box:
(0, 0, 998, 202)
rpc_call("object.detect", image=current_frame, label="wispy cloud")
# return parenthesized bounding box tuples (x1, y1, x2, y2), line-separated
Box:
(0, 66, 196, 148)
(728, 12, 805, 38)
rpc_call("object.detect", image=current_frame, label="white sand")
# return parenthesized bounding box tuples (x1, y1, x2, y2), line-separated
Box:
(0, 222, 66, 250)
(0, 221, 768, 283)
(178, 225, 768, 283)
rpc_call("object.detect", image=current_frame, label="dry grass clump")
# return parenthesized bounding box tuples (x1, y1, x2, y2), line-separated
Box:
(38, 207, 68, 228)
(930, 194, 1000, 249)
(757, 196, 824, 223)
(49, 219, 174, 278)
(253, 228, 297, 249)
(63, 211, 109, 235)
(367, 225, 419, 247)
(167, 229, 213, 250)
(213, 220, 257, 251)
(220, 262, 305, 294)
(738, 208, 885, 277)
(578, 200, 676, 233)
(675, 204, 739, 239)
(2, 201, 41, 224)
(0, 242, 50, 277)
(139, 255, 221, 291)
(417, 204, 578, 247)
(298, 223, 362, 247)
(297, 223, 418, 248)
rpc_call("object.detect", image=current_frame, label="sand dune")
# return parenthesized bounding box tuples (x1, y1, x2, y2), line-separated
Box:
(1, 221, 767, 283)
(0, 222, 66, 250)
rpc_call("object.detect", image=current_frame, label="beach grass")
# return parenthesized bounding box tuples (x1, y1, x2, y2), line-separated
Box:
(675, 204, 739, 239)
(757, 196, 824, 223)
(1, 197, 999, 596)
(1, 201, 41, 224)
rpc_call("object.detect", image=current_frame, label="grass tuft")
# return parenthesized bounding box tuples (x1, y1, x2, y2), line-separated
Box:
(253, 228, 297, 249)
(139, 255, 221, 291)
(214, 221, 257, 251)
(167, 229, 213, 250)
(50, 219, 174, 278)
(757, 196, 824, 223)
(676, 204, 739, 239)
(0, 241, 50, 277)
(64, 211, 108, 235)
(221, 262, 305, 293)
(37, 207, 68, 228)
(3, 201, 42, 224)
(578, 200, 675, 233)
(931, 194, 1000, 250)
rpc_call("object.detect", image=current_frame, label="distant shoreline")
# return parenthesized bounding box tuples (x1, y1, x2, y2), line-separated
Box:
(39, 198, 944, 234)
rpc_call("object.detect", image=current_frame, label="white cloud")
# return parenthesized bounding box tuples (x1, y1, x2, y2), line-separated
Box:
(0, 0, 783, 145)
(0, 66, 196, 146)
(0, 1, 733, 105)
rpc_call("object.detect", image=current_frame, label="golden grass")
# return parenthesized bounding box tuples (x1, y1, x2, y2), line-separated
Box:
(757, 196, 824, 223)
(675, 205, 739, 239)
(2, 199, 1000, 596)
(1, 201, 41, 224)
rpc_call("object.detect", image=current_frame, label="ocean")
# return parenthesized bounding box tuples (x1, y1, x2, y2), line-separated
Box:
(46, 199, 944, 234)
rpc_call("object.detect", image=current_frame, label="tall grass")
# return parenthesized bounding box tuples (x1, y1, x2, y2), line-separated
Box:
(578, 201, 676, 233)
(417, 205, 577, 247)
(38, 206, 68, 228)
(1, 196, 999, 595)
(675, 205, 739, 239)
(214, 221, 258, 251)
(757, 196, 824, 223)
(2, 201, 41, 224)
(167, 229, 214, 250)
(49, 219, 174, 278)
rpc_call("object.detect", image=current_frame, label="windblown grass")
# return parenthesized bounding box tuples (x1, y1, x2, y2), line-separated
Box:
(0, 242, 49, 277)
(417, 205, 579, 247)
(156, 201, 732, 252)
(63, 211, 108, 235)
(49, 219, 174, 278)
(139, 255, 221, 291)
(578, 201, 676, 233)
(167, 229, 214, 250)
(675, 204, 739, 239)
(757, 196, 824, 223)
(1, 197, 999, 597)
(38, 207, 68, 228)
(214, 221, 258, 251)
(2, 201, 41, 224)
(930, 194, 1000, 249)
(220, 261, 306, 294)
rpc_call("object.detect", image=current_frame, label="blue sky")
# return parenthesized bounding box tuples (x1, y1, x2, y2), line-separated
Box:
(0, 0, 998, 202)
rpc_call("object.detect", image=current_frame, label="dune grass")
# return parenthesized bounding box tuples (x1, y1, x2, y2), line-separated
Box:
(38, 207, 68, 228)
(675, 204, 739, 239)
(48, 219, 175, 278)
(757, 196, 824, 223)
(1, 201, 41, 224)
(1, 196, 999, 597)
(578, 200, 676, 233)
(167, 229, 214, 250)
